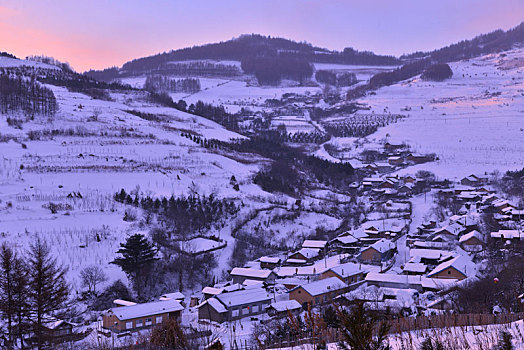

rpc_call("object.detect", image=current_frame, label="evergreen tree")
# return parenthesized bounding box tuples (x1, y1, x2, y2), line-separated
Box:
(420, 337, 444, 350)
(496, 331, 514, 350)
(111, 234, 158, 299)
(0, 244, 17, 345)
(13, 259, 29, 350)
(27, 239, 69, 350)
(337, 303, 390, 350)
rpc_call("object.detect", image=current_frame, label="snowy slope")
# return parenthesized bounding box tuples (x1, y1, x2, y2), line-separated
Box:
(353, 47, 524, 179)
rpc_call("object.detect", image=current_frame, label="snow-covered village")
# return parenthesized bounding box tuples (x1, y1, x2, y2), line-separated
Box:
(0, 2, 523, 349)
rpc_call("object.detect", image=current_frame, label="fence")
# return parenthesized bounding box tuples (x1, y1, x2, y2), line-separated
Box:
(262, 312, 524, 349)
(385, 312, 524, 334)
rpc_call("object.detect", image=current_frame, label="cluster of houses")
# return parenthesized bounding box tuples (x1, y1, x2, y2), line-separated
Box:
(98, 173, 522, 336)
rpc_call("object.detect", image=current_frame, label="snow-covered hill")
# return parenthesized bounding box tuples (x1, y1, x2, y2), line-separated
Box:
(351, 47, 524, 179)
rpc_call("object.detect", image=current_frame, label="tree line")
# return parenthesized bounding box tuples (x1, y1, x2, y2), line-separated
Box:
(0, 75, 58, 118)
(0, 241, 68, 349)
(114, 189, 240, 238)
(144, 75, 201, 93)
(402, 21, 524, 63)
(241, 55, 313, 85)
(315, 70, 357, 87)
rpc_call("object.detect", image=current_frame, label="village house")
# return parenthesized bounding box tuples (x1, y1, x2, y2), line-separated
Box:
(402, 262, 427, 275)
(430, 223, 466, 241)
(409, 248, 450, 265)
(362, 177, 384, 189)
(266, 300, 302, 318)
(490, 229, 522, 241)
(259, 256, 281, 269)
(302, 240, 328, 250)
(41, 320, 74, 341)
(375, 162, 394, 173)
(360, 239, 396, 263)
(159, 292, 186, 306)
(287, 247, 321, 263)
(365, 273, 458, 292)
(198, 287, 272, 323)
(387, 156, 404, 166)
(458, 230, 485, 251)
(406, 153, 432, 164)
(330, 235, 360, 253)
(230, 267, 276, 284)
(460, 174, 488, 187)
(288, 277, 348, 308)
(102, 299, 184, 333)
(202, 286, 224, 300)
(320, 262, 366, 285)
(427, 256, 472, 281)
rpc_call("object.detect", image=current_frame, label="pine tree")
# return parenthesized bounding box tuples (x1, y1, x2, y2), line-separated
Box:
(496, 331, 514, 350)
(420, 337, 444, 350)
(13, 258, 29, 350)
(111, 234, 158, 299)
(0, 244, 17, 345)
(27, 239, 69, 350)
(337, 303, 390, 350)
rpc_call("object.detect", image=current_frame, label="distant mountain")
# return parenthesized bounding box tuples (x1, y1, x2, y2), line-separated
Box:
(86, 34, 399, 81)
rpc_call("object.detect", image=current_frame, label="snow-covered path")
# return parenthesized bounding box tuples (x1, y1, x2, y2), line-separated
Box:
(394, 191, 434, 268)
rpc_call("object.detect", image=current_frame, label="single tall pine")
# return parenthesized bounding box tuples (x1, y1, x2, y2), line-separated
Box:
(111, 234, 158, 299)
(0, 244, 17, 345)
(27, 239, 69, 350)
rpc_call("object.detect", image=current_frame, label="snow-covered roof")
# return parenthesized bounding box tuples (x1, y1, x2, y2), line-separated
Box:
(409, 248, 445, 260)
(198, 297, 227, 314)
(427, 256, 473, 278)
(259, 256, 281, 264)
(435, 223, 464, 236)
(113, 299, 137, 307)
(366, 239, 395, 253)
(324, 262, 365, 278)
(110, 299, 183, 321)
(242, 279, 264, 287)
(202, 286, 224, 295)
(292, 248, 321, 259)
(302, 240, 327, 249)
(159, 292, 185, 300)
(490, 230, 522, 239)
(459, 230, 484, 243)
(230, 267, 273, 279)
(269, 299, 301, 312)
(333, 235, 358, 245)
(215, 287, 271, 308)
(402, 262, 427, 273)
(292, 277, 346, 296)
(43, 319, 71, 330)
(365, 273, 420, 285)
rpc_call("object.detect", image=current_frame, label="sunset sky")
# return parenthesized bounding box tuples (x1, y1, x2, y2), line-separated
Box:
(0, 0, 522, 72)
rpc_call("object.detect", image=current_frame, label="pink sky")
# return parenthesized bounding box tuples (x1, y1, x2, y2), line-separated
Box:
(0, 0, 522, 72)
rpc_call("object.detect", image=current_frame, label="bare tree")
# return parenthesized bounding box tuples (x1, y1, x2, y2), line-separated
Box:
(80, 266, 108, 295)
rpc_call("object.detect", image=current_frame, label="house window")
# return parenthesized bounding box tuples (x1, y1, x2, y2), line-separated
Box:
(232, 309, 239, 317)
(252, 305, 259, 313)
(145, 318, 152, 326)
(136, 320, 143, 328)
(156, 316, 163, 324)
(323, 295, 328, 302)
(126, 322, 133, 329)
(447, 270, 451, 275)
(242, 307, 249, 315)
(315, 297, 320, 304)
